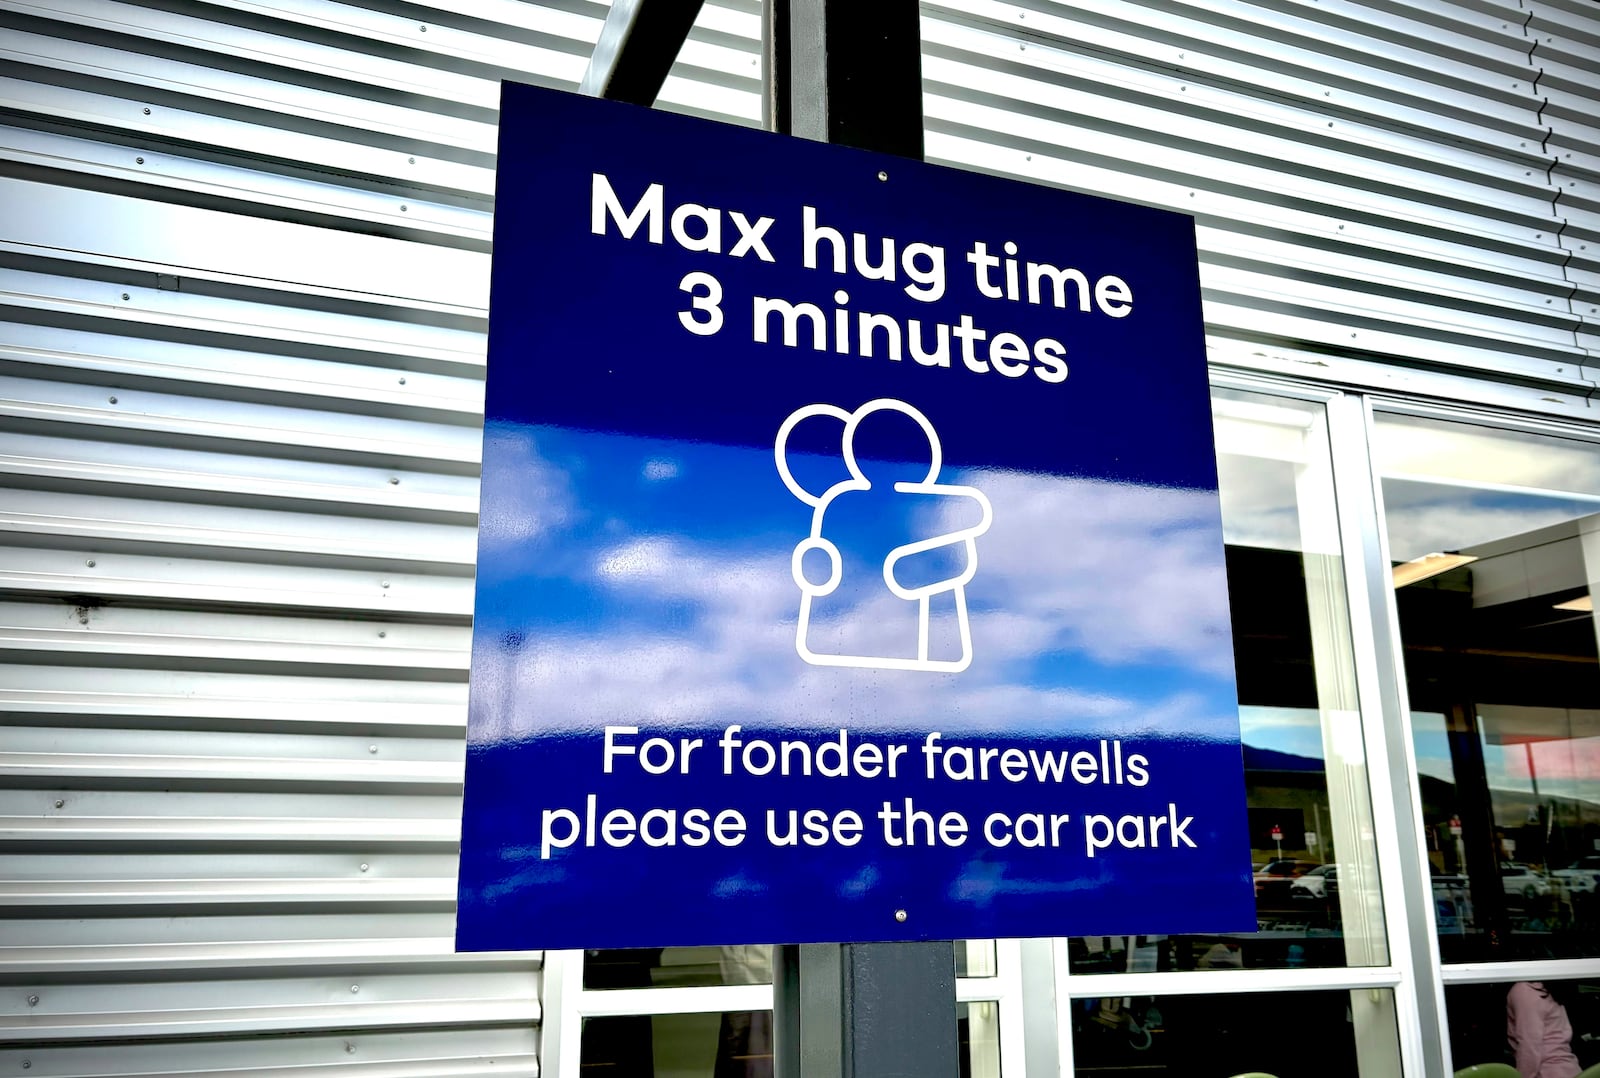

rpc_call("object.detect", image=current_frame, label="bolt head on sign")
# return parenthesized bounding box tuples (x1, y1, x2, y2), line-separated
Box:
(454, 82, 1252, 951)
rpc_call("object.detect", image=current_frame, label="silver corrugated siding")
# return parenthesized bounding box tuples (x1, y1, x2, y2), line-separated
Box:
(922, 0, 1599, 397)
(0, 0, 1596, 1074)
(0, 0, 754, 1073)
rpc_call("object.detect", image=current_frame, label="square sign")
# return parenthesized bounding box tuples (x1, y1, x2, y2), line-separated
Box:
(456, 82, 1253, 951)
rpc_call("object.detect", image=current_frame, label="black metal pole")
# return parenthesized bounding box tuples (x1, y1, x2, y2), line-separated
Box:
(764, 4, 957, 1077)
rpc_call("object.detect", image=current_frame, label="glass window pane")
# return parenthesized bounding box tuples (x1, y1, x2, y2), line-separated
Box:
(583, 946, 774, 989)
(1375, 411, 1600, 963)
(581, 1010, 772, 1077)
(1444, 978, 1599, 1074)
(959, 1001, 1002, 1078)
(1069, 988, 1401, 1075)
(956, 939, 998, 978)
(1068, 389, 1387, 974)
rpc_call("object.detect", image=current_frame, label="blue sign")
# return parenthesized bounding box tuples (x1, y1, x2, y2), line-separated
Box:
(456, 82, 1253, 950)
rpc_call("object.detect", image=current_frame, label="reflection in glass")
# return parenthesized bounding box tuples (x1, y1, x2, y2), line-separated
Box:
(958, 1001, 1001, 1078)
(955, 939, 998, 979)
(583, 946, 774, 990)
(1377, 412, 1600, 962)
(1444, 978, 1600, 1074)
(581, 1010, 771, 1078)
(1068, 390, 1387, 973)
(1069, 988, 1400, 1076)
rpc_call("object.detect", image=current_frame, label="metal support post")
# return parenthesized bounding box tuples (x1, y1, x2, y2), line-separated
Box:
(763, 0, 924, 159)
(580, 0, 707, 105)
(764, 4, 957, 1076)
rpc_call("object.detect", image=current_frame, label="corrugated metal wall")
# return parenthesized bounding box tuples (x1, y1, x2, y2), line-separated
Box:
(0, 1, 750, 1073)
(922, 0, 1599, 397)
(0, 0, 1595, 1074)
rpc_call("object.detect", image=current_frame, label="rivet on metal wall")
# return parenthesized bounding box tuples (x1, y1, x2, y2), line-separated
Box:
(142, 107, 150, 115)
(136, 156, 144, 164)
(894, 909, 908, 922)
(360, 863, 370, 871)
(398, 377, 407, 385)
(369, 745, 378, 754)
(351, 984, 360, 993)
(53, 800, 63, 808)
(389, 476, 400, 485)
(27, 995, 39, 1006)
(85, 559, 95, 567)
(108, 396, 118, 404)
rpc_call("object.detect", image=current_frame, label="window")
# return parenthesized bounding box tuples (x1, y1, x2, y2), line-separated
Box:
(1066, 389, 1387, 976)
(1375, 411, 1600, 964)
(1045, 386, 1405, 1076)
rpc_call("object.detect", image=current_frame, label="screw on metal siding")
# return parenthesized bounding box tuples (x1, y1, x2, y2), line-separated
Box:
(108, 396, 118, 404)
(142, 107, 150, 114)
(27, 995, 38, 1006)
(877, 171, 888, 181)
(85, 559, 95, 567)
(368, 745, 378, 754)
(377, 630, 386, 638)
(894, 909, 908, 922)
(398, 376, 407, 385)
(121, 293, 129, 300)
(351, 984, 360, 993)
(388, 477, 399, 484)
(54, 800, 63, 808)
(360, 863, 370, 871)
(136, 156, 144, 164)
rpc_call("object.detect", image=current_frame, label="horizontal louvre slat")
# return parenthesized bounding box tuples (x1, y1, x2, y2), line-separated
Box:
(0, 178, 492, 311)
(0, 1027, 538, 1078)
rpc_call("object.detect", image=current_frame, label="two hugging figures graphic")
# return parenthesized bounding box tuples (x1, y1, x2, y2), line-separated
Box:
(775, 399, 993, 674)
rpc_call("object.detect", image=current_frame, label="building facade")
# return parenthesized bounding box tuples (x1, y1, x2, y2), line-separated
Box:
(1, 1, 1597, 1075)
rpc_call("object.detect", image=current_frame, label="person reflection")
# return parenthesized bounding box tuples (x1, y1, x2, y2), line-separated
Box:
(716, 947, 773, 1078)
(1507, 981, 1581, 1078)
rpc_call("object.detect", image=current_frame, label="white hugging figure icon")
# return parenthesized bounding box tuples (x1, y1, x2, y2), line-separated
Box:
(775, 399, 993, 673)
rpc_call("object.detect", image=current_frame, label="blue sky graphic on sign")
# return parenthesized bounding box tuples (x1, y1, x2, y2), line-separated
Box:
(456, 82, 1254, 950)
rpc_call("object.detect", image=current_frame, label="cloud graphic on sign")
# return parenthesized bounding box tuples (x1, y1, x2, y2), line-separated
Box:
(469, 437, 1242, 747)
(476, 426, 578, 553)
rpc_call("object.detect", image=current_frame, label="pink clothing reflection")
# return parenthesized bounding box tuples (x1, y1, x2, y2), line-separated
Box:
(1507, 981, 1580, 1078)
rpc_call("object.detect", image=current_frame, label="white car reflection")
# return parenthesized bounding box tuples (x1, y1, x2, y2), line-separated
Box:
(1552, 856, 1600, 895)
(1500, 861, 1552, 900)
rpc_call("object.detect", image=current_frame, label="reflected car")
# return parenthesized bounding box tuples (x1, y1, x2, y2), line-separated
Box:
(1289, 864, 1339, 901)
(1500, 861, 1552, 899)
(1552, 856, 1600, 895)
(1253, 858, 1321, 904)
